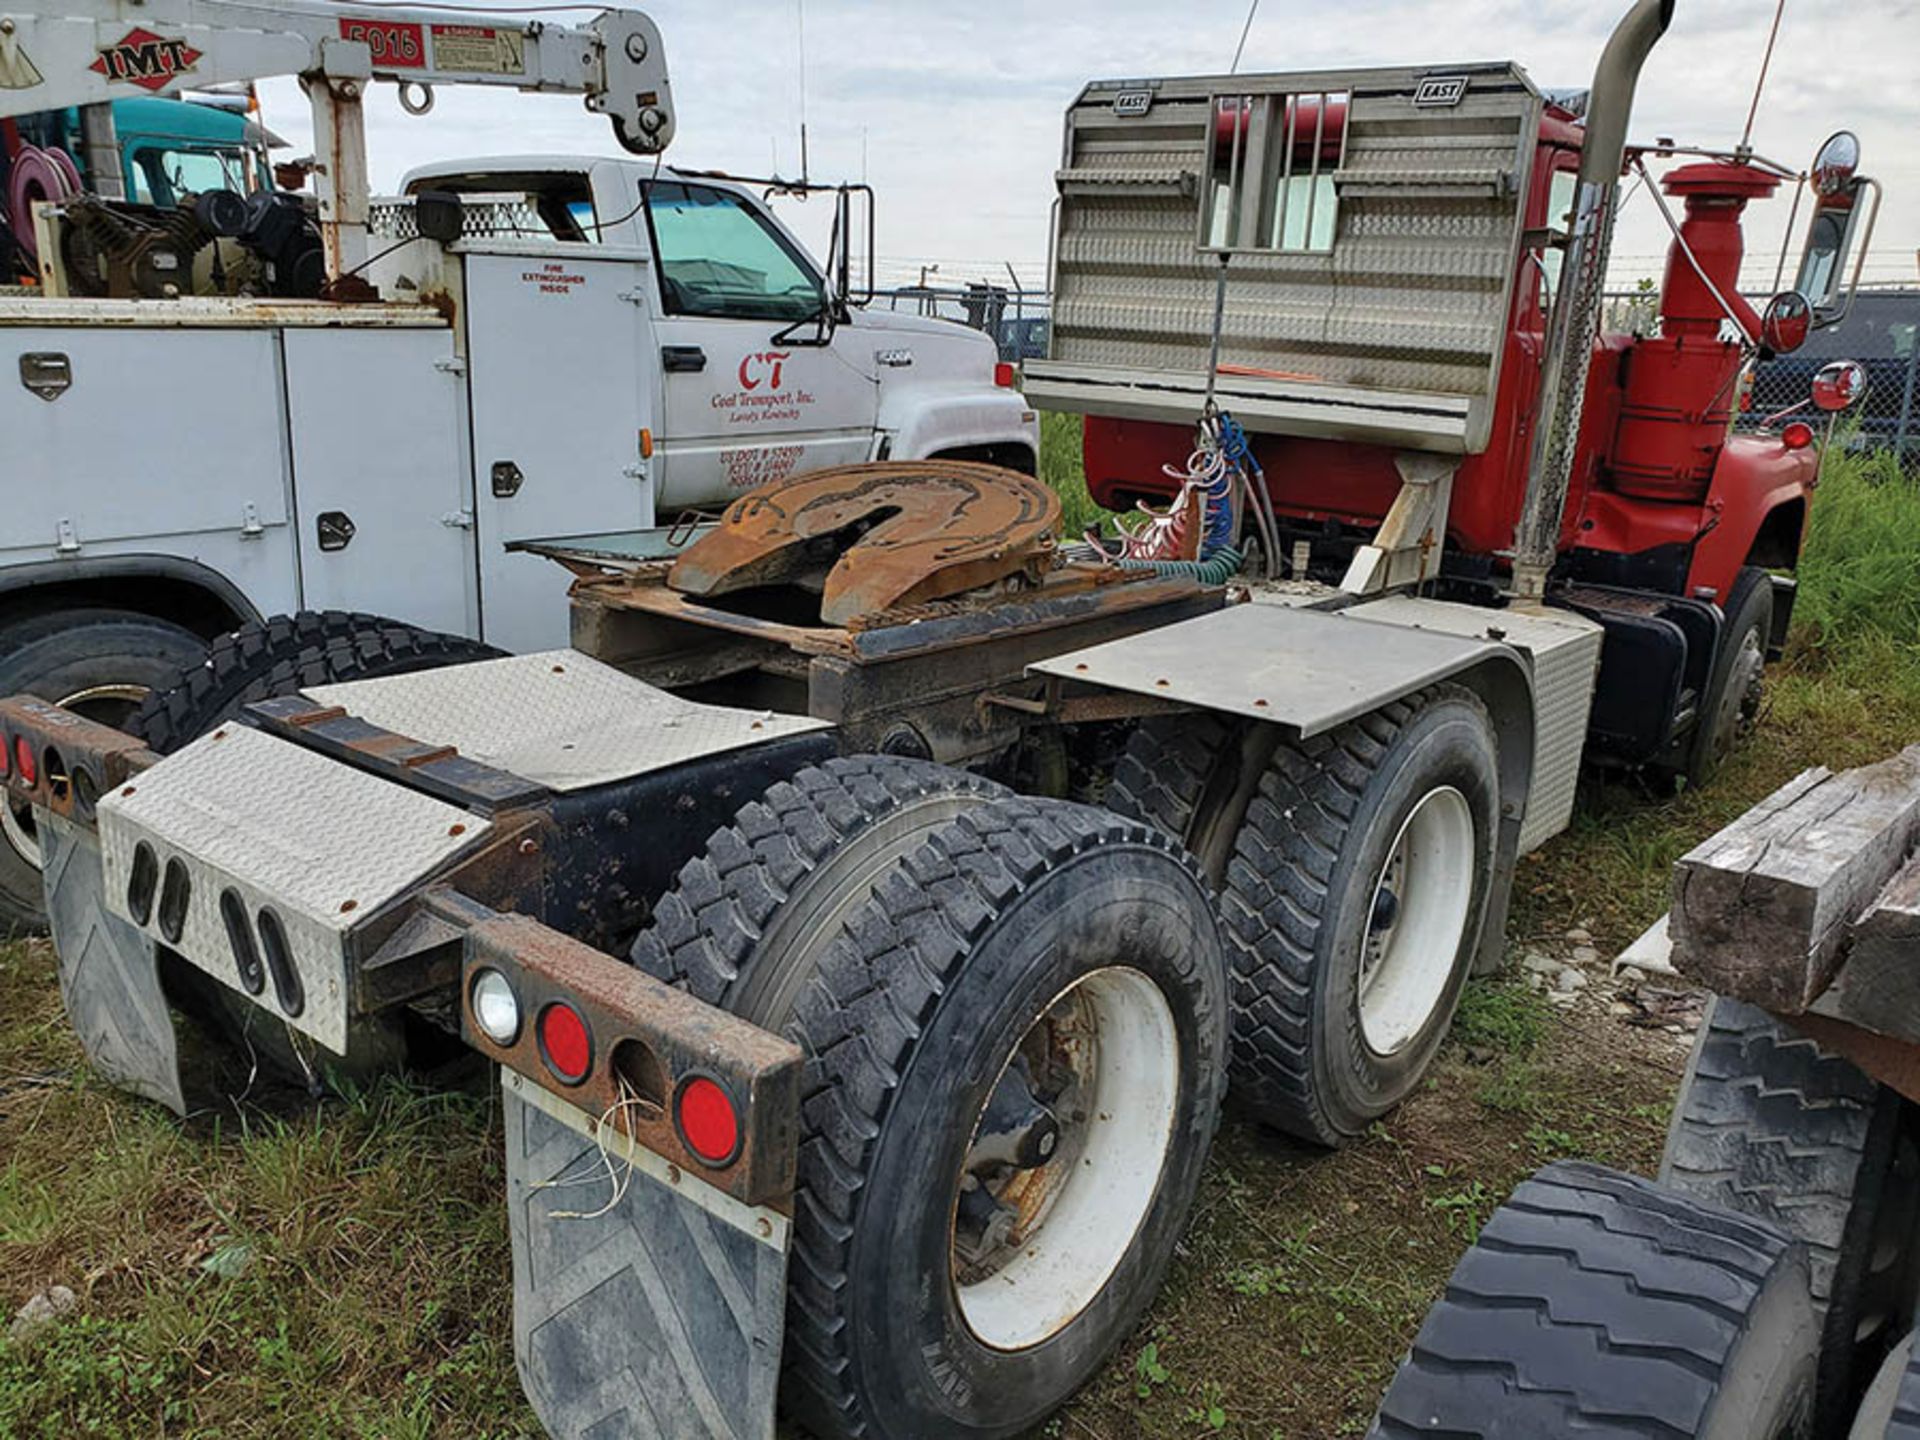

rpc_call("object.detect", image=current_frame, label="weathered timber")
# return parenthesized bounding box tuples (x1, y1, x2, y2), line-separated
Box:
(1669, 745, 1920, 1011)
(1806, 855, 1920, 1043)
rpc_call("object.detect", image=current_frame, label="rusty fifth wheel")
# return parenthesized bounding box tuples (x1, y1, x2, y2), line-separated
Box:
(668, 460, 1061, 625)
(635, 784, 1227, 1439)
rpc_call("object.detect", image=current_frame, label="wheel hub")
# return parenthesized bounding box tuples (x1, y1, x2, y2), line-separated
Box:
(1357, 786, 1475, 1058)
(950, 967, 1179, 1351)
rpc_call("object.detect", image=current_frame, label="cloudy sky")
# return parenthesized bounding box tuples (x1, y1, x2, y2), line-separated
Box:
(260, 0, 1919, 293)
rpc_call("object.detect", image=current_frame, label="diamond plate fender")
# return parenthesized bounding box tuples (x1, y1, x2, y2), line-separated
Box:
(39, 809, 184, 1115)
(505, 1073, 786, 1440)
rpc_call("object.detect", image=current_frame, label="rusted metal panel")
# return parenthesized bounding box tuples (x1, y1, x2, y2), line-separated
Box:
(670, 461, 1062, 625)
(430, 890, 801, 1211)
(0, 694, 157, 829)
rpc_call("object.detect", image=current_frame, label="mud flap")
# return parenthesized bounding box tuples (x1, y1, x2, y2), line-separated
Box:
(504, 1071, 787, 1440)
(38, 808, 185, 1115)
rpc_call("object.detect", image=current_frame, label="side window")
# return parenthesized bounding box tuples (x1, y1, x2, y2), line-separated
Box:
(134, 147, 249, 207)
(644, 182, 824, 321)
(1538, 167, 1578, 307)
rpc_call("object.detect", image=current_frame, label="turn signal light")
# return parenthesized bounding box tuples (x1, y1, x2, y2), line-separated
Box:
(13, 736, 34, 786)
(676, 1074, 742, 1166)
(538, 1001, 592, 1085)
(993, 361, 1016, 388)
(1781, 420, 1814, 451)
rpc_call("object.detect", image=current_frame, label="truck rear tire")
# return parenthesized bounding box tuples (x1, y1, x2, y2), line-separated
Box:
(131, 609, 501, 757)
(635, 788, 1228, 1440)
(630, 753, 1006, 1020)
(0, 607, 207, 934)
(1370, 1160, 1819, 1440)
(1120, 687, 1498, 1146)
(1661, 997, 1920, 1436)
(128, 611, 501, 1090)
(1849, 1334, 1920, 1439)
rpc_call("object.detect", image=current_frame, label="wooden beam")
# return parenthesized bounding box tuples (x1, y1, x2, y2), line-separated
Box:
(1669, 746, 1920, 1011)
(1806, 856, 1920, 1041)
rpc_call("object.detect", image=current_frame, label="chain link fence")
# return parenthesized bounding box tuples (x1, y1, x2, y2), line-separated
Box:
(868, 282, 1051, 363)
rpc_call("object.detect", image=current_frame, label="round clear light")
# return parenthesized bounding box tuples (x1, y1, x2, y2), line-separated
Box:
(472, 968, 521, 1046)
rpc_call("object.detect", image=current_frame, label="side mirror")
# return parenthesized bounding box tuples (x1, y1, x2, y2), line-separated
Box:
(1810, 130, 1860, 197)
(1811, 359, 1868, 413)
(1793, 130, 1879, 325)
(1759, 291, 1811, 354)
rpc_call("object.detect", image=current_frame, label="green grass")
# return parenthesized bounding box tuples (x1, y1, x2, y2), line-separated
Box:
(1, 427, 1917, 1436)
(1791, 442, 1920, 692)
(1039, 409, 1101, 537)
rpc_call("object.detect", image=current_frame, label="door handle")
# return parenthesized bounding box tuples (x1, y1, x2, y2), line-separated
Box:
(661, 345, 707, 373)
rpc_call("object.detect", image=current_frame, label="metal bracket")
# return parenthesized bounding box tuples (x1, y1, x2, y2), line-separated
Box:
(1340, 452, 1458, 595)
(53, 517, 80, 555)
(434, 355, 468, 376)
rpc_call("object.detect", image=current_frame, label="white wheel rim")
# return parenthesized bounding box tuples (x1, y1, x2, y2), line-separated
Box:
(1357, 785, 1474, 1057)
(2, 682, 149, 871)
(952, 966, 1180, 1351)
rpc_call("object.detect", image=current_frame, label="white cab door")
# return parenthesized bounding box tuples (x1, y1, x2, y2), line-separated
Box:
(284, 327, 476, 637)
(642, 181, 879, 514)
(463, 245, 655, 653)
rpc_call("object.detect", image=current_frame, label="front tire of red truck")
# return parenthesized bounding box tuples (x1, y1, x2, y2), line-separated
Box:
(638, 791, 1228, 1439)
(1685, 564, 1775, 787)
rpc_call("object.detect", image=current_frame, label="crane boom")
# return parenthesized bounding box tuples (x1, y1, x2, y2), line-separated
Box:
(0, 1, 674, 273)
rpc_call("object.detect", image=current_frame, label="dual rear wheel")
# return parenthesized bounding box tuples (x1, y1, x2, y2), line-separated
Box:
(634, 757, 1228, 1439)
(1110, 684, 1500, 1145)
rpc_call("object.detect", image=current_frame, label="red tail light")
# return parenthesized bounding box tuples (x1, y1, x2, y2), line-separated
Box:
(538, 1001, 592, 1084)
(676, 1075, 741, 1166)
(13, 736, 34, 786)
(1781, 420, 1815, 451)
(993, 361, 1016, 389)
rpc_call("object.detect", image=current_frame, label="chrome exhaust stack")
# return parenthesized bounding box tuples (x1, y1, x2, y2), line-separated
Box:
(1510, 0, 1676, 603)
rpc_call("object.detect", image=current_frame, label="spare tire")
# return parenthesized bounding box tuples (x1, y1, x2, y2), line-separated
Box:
(1661, 997, 1920, 1435)
(1371, 1160, 1819, 1440)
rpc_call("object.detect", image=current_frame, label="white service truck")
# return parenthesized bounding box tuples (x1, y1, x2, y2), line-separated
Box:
(0, 0, 1036, 928)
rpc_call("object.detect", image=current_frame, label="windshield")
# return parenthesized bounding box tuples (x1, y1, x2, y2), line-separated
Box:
(643, 181, 824, 322)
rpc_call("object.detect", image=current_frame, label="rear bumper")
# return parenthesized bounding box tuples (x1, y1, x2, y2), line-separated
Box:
(3, 691, 800, 1440)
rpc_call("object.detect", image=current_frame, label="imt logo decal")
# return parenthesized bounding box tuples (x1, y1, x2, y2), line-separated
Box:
(737, 351, 791, 391)
(90, 28, 203, 92)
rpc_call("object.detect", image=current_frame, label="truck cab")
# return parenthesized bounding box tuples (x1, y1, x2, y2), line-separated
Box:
(393, 158, 1036, 512)
(1026, 62, 1870, 780)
